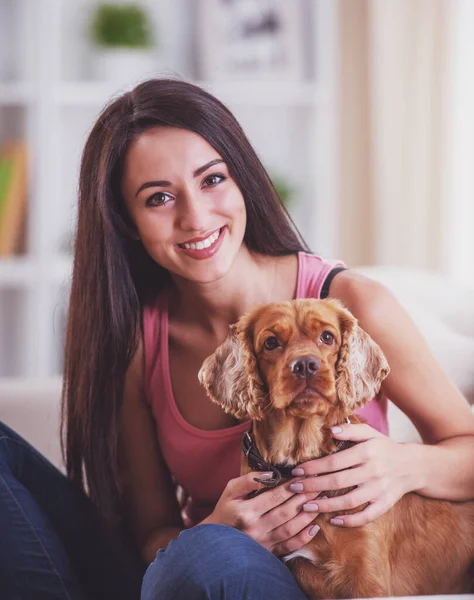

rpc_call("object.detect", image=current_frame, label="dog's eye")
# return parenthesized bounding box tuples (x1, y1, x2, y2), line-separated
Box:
(320, 331, 334, 345)
(263, 336, 279, 350)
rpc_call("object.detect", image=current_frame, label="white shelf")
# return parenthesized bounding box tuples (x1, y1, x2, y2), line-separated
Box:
(0, 255, 72, 287)
(200, 81, 329, 107)
(0, 82, 31, 106)
(0, 256, 36, 287)
(54, 80, 328, 108)
(53, 81, 131, 107)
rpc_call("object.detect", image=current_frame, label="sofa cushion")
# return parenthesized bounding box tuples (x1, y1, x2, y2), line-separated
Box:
(0, 377, 64, 471)
(355, 266, 474, 405)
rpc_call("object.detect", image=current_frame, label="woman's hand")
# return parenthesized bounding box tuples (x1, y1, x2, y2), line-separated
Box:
(290, 423, 420, 527)
(200, 471, 322, 556)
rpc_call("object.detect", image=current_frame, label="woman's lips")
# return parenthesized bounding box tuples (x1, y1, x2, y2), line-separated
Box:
(176, 226, 226, 260)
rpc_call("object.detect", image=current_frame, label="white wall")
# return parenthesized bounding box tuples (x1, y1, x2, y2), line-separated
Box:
(442, 0, 474, 285)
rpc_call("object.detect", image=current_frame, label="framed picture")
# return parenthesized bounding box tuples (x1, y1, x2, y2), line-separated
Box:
(197, 0, 307, 81)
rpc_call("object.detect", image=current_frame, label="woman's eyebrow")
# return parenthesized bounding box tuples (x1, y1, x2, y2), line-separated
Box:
(193, 158, 225, 177)
(135, 158, 225, 197)
(135, 179, 170, 196)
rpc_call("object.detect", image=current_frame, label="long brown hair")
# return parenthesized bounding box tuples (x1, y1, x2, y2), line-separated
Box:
(61, 78, 310, 525)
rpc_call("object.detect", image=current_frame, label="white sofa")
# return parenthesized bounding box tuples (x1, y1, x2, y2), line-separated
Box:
(0, 267, 473, 471)
(0, 376, 65, 469)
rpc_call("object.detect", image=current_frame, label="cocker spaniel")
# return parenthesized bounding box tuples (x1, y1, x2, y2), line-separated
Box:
(199, 298, 474, 598)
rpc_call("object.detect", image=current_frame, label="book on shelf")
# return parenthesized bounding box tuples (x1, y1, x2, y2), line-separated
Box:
(0, 140, 28, 257)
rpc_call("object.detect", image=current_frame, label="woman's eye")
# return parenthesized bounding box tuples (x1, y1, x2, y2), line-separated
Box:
(320, 331, 334, 345)
(264, 336, 279, 350)
(146, 192, 173, 207)
(203, 173, 226, 188)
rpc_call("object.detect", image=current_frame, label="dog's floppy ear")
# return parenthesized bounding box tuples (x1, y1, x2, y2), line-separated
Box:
(198, 319, 266, 421)
(335, 308, 390, 410)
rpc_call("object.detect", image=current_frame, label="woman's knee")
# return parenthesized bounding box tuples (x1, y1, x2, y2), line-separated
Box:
(0, 421, 33, 476)
(0, 421, 54, 478)
(0, 421, 16, 469)
(0, 421, 24, 452)
(0, 420, 18, 439)
(141, 524, 279, 599)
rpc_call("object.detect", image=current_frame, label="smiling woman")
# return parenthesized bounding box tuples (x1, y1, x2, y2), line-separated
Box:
(1, 78, 474, 600)
(67, 77, 308, 515)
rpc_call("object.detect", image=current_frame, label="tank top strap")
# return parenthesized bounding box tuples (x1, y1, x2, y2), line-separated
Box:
(296, 252, 346, 300)
(142, 287, 170, 415)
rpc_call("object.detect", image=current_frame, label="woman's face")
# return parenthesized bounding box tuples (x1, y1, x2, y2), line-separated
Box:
(121, 127, 247, 284)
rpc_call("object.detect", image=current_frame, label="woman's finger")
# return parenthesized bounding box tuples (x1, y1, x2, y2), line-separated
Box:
(270, 520, 321, 557)
(226, 471, 277, 499)
(249, 478, 299, 513)
(302, 481, 374, 514)
(330, 423, 386, 442)
(290, 465, 369, 495)
(260, 490, 314, 531)
(293, 444, 366, 477)
(328, 496, 393, 528)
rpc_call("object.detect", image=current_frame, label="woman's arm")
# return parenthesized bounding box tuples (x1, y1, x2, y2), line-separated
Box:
(118, 337, 185, 563)
(331, 270, 474, 500)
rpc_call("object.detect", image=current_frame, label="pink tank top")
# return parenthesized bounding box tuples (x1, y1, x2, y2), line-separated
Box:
(143, 252, 388, 526)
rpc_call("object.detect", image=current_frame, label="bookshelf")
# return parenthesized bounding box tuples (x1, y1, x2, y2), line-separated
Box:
(0, 82, 31, 105)
(0, 0, 340, 377)
(54, 80, 328, 107)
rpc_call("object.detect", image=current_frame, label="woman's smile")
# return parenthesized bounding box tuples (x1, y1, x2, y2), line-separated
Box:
(176, 226, 227, 260)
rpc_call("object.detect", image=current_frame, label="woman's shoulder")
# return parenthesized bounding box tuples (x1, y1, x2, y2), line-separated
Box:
(329, 269, 387, 306)
(328, 268, 401, 335)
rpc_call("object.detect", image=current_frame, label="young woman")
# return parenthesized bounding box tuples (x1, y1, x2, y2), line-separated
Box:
(1, 78, 473, 600)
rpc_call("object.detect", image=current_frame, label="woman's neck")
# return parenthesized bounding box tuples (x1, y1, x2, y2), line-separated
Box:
(169, 249, 297, 338)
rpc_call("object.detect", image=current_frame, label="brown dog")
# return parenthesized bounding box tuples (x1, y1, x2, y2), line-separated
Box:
(198, 298, 474, 598)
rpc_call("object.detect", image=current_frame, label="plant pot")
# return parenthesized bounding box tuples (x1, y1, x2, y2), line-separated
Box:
(92, 48, 157, 84)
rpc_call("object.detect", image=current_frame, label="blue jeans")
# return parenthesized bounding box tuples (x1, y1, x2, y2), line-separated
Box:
(0, 420, 308, 599)
(142, 524, 308, 600)
(0, 420, 144, 599)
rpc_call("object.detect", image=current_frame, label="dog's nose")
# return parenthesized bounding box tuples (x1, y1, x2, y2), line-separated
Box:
(290, 356, 320, 379)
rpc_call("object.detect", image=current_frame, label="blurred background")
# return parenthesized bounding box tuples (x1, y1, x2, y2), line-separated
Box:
(0, 0, 473, 379)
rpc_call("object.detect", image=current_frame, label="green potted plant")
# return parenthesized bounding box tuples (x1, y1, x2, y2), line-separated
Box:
(89, 3, 156, 83)
(271, 173, 294, 207)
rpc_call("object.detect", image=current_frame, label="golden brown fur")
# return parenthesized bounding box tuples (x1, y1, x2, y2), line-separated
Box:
(199, 298, 474, 598)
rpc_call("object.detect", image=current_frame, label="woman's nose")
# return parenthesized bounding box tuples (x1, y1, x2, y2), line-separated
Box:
(177, 189, 208, 232)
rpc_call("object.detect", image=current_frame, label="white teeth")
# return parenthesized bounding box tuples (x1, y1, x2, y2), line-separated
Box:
(181, 229, 220, 250)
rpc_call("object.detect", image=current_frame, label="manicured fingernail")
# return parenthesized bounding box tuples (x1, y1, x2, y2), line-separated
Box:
(303, 502, 319, 512)
(319, 496, 328, 500)
(259, 472, 274, 479)
(291, 467, 305, 476)
(331, 426, 343, 434)
(290, 482, 304, 492)
(309, 525, 320, 536)
(330, 518, 344, 526)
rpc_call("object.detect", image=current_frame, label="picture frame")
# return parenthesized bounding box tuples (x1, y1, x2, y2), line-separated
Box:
(197, 0, 307, 82)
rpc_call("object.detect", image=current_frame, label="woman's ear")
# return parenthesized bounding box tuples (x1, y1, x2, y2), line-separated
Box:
(335, 309, 390, 410)
(198, 320, 266, 421)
